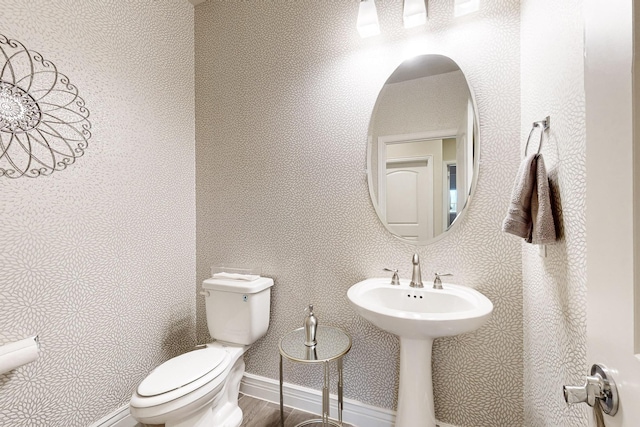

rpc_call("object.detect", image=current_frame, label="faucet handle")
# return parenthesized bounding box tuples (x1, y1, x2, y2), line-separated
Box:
(383, 268, 400, 286)
(433, 273, 452, 289)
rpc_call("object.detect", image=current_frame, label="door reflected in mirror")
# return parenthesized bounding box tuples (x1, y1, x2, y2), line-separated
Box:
(367, 55, 478, 245)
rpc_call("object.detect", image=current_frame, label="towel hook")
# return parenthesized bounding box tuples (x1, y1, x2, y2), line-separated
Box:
(524, 116, 551, 156)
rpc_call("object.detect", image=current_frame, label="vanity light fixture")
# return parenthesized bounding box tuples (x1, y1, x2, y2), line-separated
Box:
(454, 0, 480, 17)
(357, 0, 380, 38)
(403, 0, 427, 28)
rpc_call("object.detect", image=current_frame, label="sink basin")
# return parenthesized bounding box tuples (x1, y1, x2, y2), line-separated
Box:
(347, 277, 493, 427)
(347, 277, 493, 339)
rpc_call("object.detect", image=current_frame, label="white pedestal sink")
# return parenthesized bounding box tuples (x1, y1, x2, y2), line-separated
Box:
(347, 278, 493, 427)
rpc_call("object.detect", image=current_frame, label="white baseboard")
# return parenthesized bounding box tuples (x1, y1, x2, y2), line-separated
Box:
(241, 372, 459, 427)
(88, 404, 138, 427)
(90, 373, 459, 427)
(241, 372, 395, 427)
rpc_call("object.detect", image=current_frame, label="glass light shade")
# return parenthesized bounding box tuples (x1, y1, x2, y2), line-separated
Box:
(357, 0, 380, 38)
(454, 0, 480, 17)
(403, 0, 427, 28)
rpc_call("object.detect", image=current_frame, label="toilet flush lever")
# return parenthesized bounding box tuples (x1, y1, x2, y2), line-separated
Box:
(383, 268, 400, 286)
(563, 364, 618, 416)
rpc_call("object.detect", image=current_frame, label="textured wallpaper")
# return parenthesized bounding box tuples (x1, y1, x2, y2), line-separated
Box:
(520, 0, 588, 425)
(0, 1, 195, 426)
(195, 1, 523, 426)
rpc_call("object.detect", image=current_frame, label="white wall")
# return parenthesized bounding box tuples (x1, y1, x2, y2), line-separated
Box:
(585, 0, 639, 425)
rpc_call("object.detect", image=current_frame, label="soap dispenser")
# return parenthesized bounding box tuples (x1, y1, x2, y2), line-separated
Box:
(303, 304, 318, 347)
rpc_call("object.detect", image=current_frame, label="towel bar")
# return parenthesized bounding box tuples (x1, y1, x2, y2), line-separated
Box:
(524, 116, 551, 156)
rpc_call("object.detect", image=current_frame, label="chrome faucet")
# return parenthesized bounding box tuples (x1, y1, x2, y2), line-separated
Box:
(409, 254, 423, 288)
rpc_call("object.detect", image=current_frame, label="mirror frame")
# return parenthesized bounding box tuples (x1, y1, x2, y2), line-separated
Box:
(366, 55, 481, 246)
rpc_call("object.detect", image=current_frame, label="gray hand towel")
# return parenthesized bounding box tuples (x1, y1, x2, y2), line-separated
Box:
(502, 154, 537, 239)
(528, 155, 557, 244)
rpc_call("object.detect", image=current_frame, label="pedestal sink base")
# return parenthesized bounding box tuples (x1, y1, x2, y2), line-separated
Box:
(396, 338, 436, 427)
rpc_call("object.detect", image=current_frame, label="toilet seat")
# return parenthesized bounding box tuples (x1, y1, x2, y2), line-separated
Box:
(130, 347, 231, 409)
(138, 347, 228, 397)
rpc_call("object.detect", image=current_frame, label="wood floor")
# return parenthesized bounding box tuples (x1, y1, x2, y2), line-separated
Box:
(238, 394, 356, 427)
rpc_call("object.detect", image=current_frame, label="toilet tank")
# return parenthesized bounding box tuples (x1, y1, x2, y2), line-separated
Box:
(202, 277, 274, 345)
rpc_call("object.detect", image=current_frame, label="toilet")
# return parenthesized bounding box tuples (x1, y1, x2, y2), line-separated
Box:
(130, 276, 274, 427)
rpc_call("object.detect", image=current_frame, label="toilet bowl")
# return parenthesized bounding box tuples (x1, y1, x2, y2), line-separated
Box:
(130, 277, 274, 427)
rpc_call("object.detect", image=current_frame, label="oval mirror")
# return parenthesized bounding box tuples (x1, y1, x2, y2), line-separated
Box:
(367, 54, 478, 245)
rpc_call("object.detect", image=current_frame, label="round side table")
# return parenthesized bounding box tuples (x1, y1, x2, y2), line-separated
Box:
(279, 325, 352, 427)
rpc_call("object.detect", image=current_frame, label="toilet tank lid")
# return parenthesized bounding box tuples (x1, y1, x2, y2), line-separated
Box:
(202, 277, 274, 294)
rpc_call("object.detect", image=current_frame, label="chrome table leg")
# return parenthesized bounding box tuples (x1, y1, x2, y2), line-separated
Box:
(323, 361, 329, 427)
(280, 354, 284, 427)
(338, 357, 343, 426)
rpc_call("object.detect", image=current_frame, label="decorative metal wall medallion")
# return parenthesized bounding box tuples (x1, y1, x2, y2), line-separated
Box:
(0, 34, 91, 178)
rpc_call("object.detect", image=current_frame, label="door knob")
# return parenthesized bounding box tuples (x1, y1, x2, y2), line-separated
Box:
(563, 364, 618, 416)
